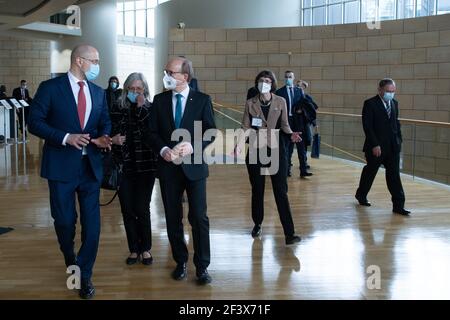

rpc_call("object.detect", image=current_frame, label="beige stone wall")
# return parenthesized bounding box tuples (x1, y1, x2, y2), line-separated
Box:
(168, 14, 450, 122)
(0, 37, 51, 98)
(169, 14, 450, 184)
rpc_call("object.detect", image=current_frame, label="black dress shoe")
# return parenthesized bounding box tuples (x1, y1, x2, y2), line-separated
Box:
(172, 263, 187, 280)
(393, 208, 411, 216)
(285, 234, 301, 245)
(79, 279, 95, 300)
(355, 195, 371, 206)
(141, 252, 153, 265)
(300, 172, 313, 178)
(196, 269, 212, 285)
(126, 253, 139, 265)
(251, 224, 262, 237)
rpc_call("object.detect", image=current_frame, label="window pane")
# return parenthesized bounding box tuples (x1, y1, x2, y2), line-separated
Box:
(416, 0, 432, 16)
(362, 0, 379, 22)
(117, 1, 124, 11)
(148, 0, 158, 8)
(329, 0, 342, 4)
(124, 11, 135, 36)
(312, 0, 326, 6)
(345, 0, 360, 23)
(136, 10, 146, 37)
(124, 1, 134, 11)
(136, 0, 146, 10)
(312, 6, 326, 25)
(398, 0, 415, 18)
(303, 0, 312, 8)
(438, 0, 450, 14)
(117, 11, 124, 35)
(379, 0, 395, 20)
(328, 4, 342, 24)
(147, 9, 155, 38)
(303, 8, 312, 25)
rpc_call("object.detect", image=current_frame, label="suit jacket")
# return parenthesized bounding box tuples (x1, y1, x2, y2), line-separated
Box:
(241, 94, 292, 148)
(275, 86, 303, 117)
(362, 95, 402, 154)
(13, 87, 32, 103)
(28, 74, 111, 182)
(149, 89, 216, 181)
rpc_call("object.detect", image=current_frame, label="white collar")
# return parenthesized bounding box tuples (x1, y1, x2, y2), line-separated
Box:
(172, 85, 190, 99)
(68, 71, 87, 85)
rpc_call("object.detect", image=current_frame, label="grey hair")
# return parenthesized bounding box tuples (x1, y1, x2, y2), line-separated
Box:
(379, 78, 396, 88)
(118, 72, 151, 108)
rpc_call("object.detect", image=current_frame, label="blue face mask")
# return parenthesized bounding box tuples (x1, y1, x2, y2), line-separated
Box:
(127, 91, 139, 103)
(110, 82, 118, 90)
(84, 63, 100, 81)
(383, 92, 395, 101)
(285, 78, 293, 87)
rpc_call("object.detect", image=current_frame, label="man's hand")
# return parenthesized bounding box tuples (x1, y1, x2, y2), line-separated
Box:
(372, 146, 381, 157)
(111, 134, 126, 146)
(162, 148, 176, 162)
(91, 135, 112, 150)
(66, 134, 91, 150)
(231, 145, 242, 157)
(173, 142, 193, 158)
(291, 132, 302, 143)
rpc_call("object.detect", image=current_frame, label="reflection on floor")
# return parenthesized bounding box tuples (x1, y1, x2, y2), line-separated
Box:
(0, 136, 449, 299)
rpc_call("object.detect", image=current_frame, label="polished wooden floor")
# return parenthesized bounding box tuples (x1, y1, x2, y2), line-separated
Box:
(0, 136, 449, 300)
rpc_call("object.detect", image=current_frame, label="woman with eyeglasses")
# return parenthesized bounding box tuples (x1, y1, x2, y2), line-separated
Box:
(235, 70, 302, 245)
(110, 72, 158, 265)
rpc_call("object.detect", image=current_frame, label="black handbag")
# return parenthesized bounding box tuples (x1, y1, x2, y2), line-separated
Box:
(100, 152, 122, 206)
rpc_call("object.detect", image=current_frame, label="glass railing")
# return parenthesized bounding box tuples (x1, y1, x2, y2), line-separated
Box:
(212, 102, 450, 185)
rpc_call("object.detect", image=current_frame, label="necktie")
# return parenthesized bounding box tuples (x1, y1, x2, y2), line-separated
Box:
(386, 100, 391, 118)
(289, 87, 294, 116)
(21, 89, 25, 100)
(77, 81, 86, 129)
(174, 93, 182, 129)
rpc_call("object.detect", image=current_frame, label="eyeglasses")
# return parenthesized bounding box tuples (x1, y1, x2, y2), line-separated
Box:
(80, 57, 100, 65)
(128, 86, 144, 93)
(164, 70, 183, 77)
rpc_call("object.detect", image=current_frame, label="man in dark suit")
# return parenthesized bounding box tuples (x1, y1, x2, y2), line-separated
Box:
(355, 78, 410, 216)
(149, 57, 216, 285)
(28, 44, 112, 299)
(276, 71, 312, 178)
(13, 80, 32, 138)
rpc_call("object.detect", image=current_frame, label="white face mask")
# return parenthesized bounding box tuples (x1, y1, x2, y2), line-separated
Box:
(258, 82, 271, 94)
(163, 71, 178, 90)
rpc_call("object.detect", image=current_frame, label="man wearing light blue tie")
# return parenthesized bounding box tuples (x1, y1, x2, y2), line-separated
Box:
(149, 57, 216, 285)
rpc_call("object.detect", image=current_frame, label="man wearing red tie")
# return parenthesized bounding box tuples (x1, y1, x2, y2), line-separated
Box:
(13, 80, 32, 138)
(28, 44, 112, 299)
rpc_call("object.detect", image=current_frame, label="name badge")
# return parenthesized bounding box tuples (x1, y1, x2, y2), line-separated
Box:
(251, 117, 263, 127)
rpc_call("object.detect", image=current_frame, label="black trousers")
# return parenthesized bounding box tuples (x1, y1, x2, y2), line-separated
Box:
(286, 136, 308, 175)
(356, 150, 405, 209)
(118, 171, 156, 253)
(159, 166, 210, 271)
(246, 148, 296, 237)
